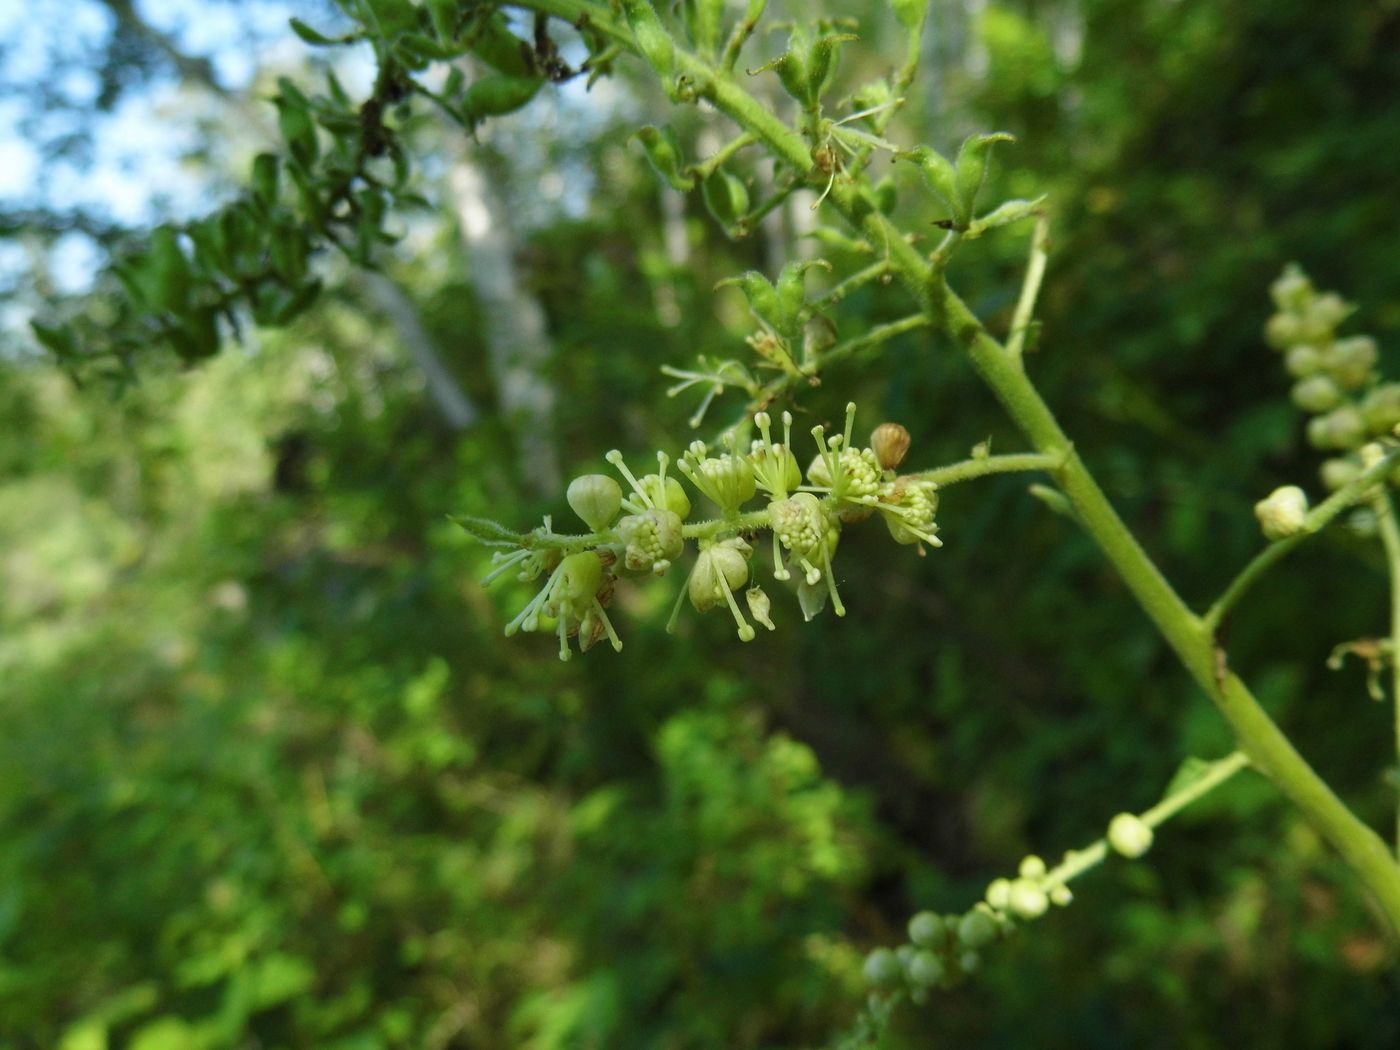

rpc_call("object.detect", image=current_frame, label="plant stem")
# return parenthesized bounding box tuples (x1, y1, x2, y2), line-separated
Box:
(1043, 751, 1251, 891)
(912, 452, 1060, 488)
(1373, 490, 1400, 858)
(1005, 215, 1049, 362)
(1203, 447, 1400, 633)
(506, 0, 1400, 932)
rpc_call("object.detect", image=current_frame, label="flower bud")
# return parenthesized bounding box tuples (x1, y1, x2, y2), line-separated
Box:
(1308, 291, 1351, 331)
(567, 474, 623, 531)
(1361, 384, 1400, 435)
(906, 950, 944, 987)
(1018, 855, 1047, 879)
(1269, 265, 1313, 313)
(959, 950, 981, 974)
(908, 911, 944, 948)
(1320, 456, 1361, 492)
(1007, 879, 1048, 919)
(1291, 375, 1341, 414)
(862, 947, 902, 987)
(1329, 335, 1379, 390)
(870, 422, 912, 470)
(1254, 485, 1309, 541)
(956, 910, 997, 949)
(1264, 313, 1304, 350)
(1049, 885, 1073, 907)
(1308, 406, 1366, 450)
(985, 878, 1012, 911)
(1107, 812, 1154, 858)
(1284, 345, 1324, 378)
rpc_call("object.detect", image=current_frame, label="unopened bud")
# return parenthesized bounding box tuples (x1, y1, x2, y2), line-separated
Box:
(1107, 813, 1154, 858)
(1320, 457, 1361, 492)
(1007, 879, 1048, 919)
(1255, 485, 1310, 541)
(870, 422, 912, 470)
(567, 474, 623, 531)
(1291, 375, 1341, 414)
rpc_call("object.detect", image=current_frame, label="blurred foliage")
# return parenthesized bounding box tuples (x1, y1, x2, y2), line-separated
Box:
(7, 0, 1400, 1047)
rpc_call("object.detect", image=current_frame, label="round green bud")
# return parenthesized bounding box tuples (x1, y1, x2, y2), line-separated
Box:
(567, 474, 623, 531)
(1329, 335, 1379, 390)
(957, 910, 997, 949)
(862, 947, 902, 988)
(1291, 375, 1342, 414)
(1284, 345, 1324, 378)
(985, 878, 1012, 911)
(907, 911, 944, 948)
(959, 950, 981, 974)
(1049, 885, 1073, 907)
(1018, 855, 1047, 879)
(1270, 266, 1313, 313)
(1264, 313, 1304, 350)
(1008, 879, 1048, 920)
(906, 950, 944, 987)
(1362, 384, 1400, 435)
(1320, 456, 1362, 492)
(1308, 406, 1367, 451)
(1107, 812, 1154, 858)
(1308, 291, 1351, 331)
(1254, 485, 1309, 541)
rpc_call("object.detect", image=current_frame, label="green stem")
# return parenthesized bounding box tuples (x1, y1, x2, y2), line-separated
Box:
(507, 0, 1400, 932)
(1204, 447, 1400, 632)
(912, 452, 1060, 489)
(1005, 215, 1049, 362)
(689, 130, 759, 180)
(1373, 490, 1400, 859)
(1043, 751, 1251, 891)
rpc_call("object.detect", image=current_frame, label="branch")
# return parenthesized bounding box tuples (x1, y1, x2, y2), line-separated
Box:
(1203, 445, 1400, 633)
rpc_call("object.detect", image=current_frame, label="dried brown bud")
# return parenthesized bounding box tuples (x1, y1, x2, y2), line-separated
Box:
(870, 422, 911, 471)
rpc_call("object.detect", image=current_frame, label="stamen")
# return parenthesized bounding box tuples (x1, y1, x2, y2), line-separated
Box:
(591, 597, 624, 652)
(483, 549, 530, 585)
(821, 545, 846, 617)
(717, 570, 755, 642)
(771, 532, 791, 580)
(665, 579, 689, 633)
(504, 562, 565, 636)
(557, 613, 571, 662)
(800, 556, 822, 586)
(842, 402, 857, 452)
(605, 449, 652, 507)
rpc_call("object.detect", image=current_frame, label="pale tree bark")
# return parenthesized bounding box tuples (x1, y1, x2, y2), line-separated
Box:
(449, 152, 561, 496)
(362, 272, 478, 430)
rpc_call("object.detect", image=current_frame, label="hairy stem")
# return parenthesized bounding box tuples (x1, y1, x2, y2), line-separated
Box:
(1374, 490, 1400, 858)
(912, 452, 1060, 488)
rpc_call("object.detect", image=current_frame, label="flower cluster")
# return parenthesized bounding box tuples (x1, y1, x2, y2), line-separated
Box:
(863, 812, 1158, 1000)
(1265, 265, 1398, 494)
(478, 404, 941, 659)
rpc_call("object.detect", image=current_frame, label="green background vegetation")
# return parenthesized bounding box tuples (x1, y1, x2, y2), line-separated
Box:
(4, 0, 1400, 1046)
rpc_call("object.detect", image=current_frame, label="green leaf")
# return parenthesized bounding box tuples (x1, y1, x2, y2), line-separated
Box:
(250, 153, 279, 206)
(953, 132, 1015, 222)
(451, 515, 522, 545)
(288, 17, 343, 46)
(461, 74, 544, 124)
(31, 320, 78, 360)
